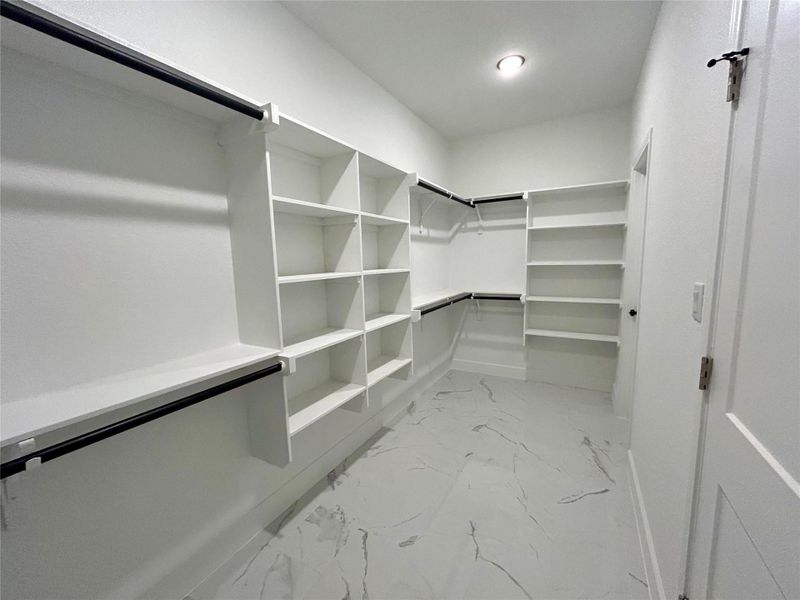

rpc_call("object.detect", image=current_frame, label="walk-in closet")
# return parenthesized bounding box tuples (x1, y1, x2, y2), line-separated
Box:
(1, 2, 797, 600)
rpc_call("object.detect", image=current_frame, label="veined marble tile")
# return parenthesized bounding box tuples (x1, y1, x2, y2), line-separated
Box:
(189, 370, 648, 600)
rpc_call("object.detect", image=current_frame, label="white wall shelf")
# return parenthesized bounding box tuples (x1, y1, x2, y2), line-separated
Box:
(527, 260, 625, 267)
(288, 382, 366, 436)
(367, 357, 413, 387)
(524, 329, 620, 345)
(365, 313, 410, 332)
(1, 344, 281, 448)
(363, 268, 411, 276)
(278, 272, 362, 285)
(527, 219, 626, 231)
(273, 195, 358, 218)
(526, 296, 621, 305)
(281, 328, 363, 360)
(527, 179, 629, 196)
(361, 212, 409, 226)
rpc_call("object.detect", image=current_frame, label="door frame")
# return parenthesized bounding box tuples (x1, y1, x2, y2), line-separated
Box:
(614, 128, 652, 426)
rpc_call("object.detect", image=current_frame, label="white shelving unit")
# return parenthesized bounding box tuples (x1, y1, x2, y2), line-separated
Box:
(524, 181, 628, 352)
(266, 116, 414, 437)
(0, 40, 290, 466)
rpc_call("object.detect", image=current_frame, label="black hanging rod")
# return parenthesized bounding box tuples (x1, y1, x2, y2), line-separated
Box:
(0, 361, 283, 479)
(419, 292, 472, 316)
(417, 292, 521, 316)
(417, 179, 524, 207)
(0, 0, 265, 121)
(416, 179, 472, 207)
(471, 293, 522, 301)
(472, 193, 526, 205)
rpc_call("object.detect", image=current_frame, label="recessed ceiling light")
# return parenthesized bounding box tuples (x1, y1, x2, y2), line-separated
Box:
(496, 54, 525, 75)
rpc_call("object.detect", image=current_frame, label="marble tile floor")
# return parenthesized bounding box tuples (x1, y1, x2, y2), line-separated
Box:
(189, 370, 649, 600)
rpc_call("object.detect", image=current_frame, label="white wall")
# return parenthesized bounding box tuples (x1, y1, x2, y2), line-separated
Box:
(626, 2, 733, 598)
(0, 3, 455, 599)
(450, 104, 631, 196)
(30, 0, 450, 184)
(448, 106, 631, 391)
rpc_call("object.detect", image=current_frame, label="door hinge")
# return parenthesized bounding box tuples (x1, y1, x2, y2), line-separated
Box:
(707, 47, 749, 102)
(698, 356, 714, 390)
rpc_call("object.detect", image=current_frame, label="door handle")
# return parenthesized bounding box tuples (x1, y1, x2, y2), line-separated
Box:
(628, 308, 638, 317)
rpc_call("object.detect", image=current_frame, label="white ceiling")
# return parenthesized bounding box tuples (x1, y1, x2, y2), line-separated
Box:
(283, 1, 661, 140)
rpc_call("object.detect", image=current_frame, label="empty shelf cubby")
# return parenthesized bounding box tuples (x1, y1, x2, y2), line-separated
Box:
(267, 118, 358, 212)
(366, 319, 412, 387)
(361, 220, 410, 272)
(274, 212, 361, 281)
(525, 302, 621, 345)
(526, 264, 623, 299)
(280, 277, 364, 359)
(527, 226, 625, 263)
(285, 336, 367, 436)
(527, 182, 627, 229)
(364, 271, 411, 331)
(358, 153, 410, 221)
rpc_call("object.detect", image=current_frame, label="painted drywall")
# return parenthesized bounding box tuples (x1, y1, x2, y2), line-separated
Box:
(448, 106, 631, 391)
(626, 1, 733, 598)
(449, 105, 631, 196)
(29, 0, 450, 184)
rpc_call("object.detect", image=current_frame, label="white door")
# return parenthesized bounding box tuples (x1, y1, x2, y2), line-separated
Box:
(614, 132, 650, 422)
(687, 1, 799, 598)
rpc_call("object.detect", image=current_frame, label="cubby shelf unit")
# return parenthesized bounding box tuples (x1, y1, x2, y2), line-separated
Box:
(266, 115, 414, 435)
(524, 180, 629, 353)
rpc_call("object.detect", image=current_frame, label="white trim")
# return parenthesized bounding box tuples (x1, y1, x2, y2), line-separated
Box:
(450, 358, 527, 381)
(628, 449, 667, 600)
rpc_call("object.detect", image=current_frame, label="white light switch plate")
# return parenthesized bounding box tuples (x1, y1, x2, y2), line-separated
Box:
(692, 282, 705, 323)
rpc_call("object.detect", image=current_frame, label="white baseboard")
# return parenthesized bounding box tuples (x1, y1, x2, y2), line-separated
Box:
(628, 449, 667, 600)
(450, 358, 527, 380)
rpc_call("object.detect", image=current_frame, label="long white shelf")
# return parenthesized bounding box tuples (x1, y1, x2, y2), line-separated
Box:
(288, 381, 365, 436)
(527, 179, 630, 196)
(272, 195, 358, 218)
(525, 329, 620, 345)
(527, 219, 626, 231)
(281, 327, 363, 360)
(1, 343, 281, 447)
(527, 260, 624, 267)
(411, 289, 465, 310)
(278, 271, 362, 284)
(526, 296, 622, 306)
(361, 212, 409, 226)
(365, 313, 410, 332)
(367, 356, 412, 387)
(363, 268, 410, 276)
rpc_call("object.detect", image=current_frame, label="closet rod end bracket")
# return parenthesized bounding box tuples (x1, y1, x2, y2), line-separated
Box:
(278, 357, 296, 375)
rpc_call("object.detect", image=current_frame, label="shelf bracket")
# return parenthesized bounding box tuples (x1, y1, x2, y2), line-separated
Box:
(411, 309, 422, 323)
(218, 102, 281, 147)
(418, 197, 437, 233)
(474, 204, 485, 236)
(279, 357, 296, 375)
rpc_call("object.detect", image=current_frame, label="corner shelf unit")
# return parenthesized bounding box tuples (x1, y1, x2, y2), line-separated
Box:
(268, 115, 415, 438)
(523, 180, 629, 348)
